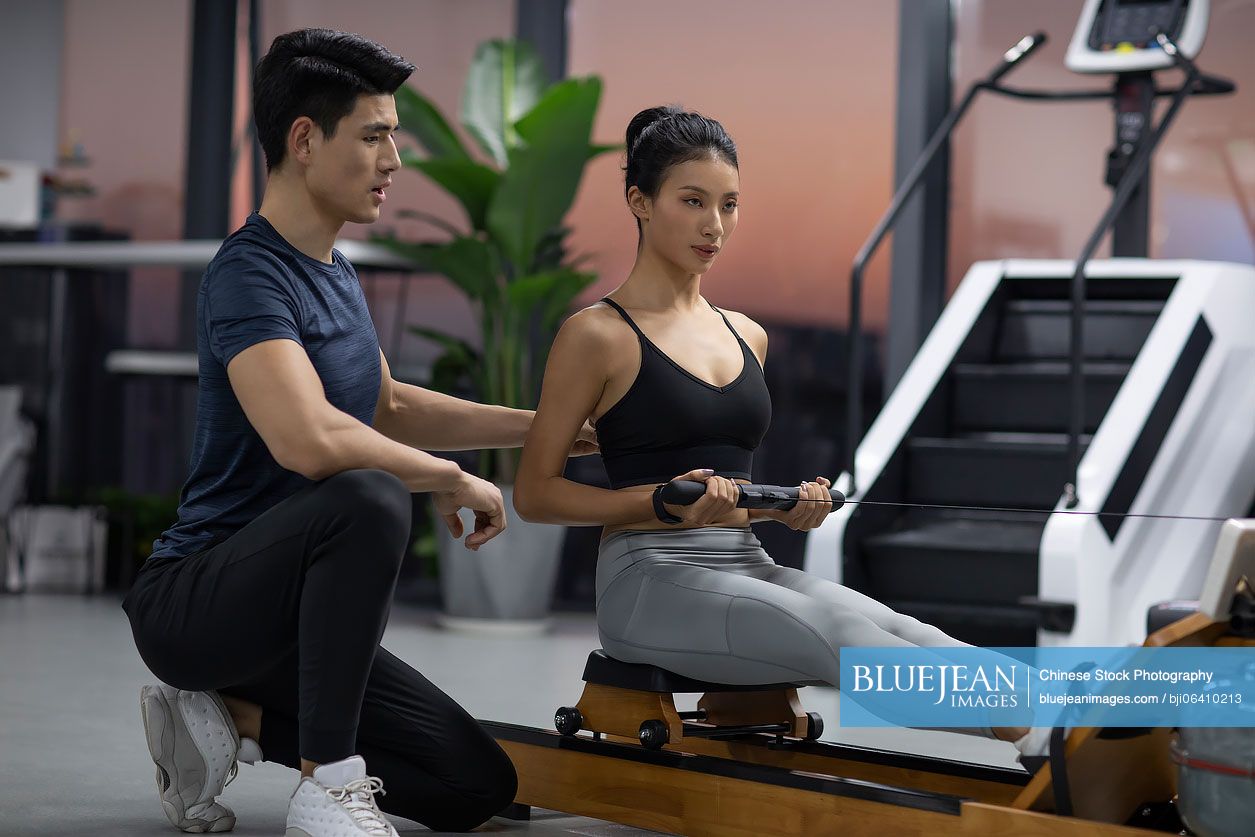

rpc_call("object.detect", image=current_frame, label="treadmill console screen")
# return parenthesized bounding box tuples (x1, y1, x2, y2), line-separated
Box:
(1088, 0, 1190, 50)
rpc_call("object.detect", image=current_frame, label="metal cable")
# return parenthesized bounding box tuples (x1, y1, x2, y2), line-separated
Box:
(777, 496, 1235, 523)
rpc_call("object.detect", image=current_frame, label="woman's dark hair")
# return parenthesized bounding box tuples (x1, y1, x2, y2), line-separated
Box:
(624, 106, 738, 232)
(253, 29, 416, 171)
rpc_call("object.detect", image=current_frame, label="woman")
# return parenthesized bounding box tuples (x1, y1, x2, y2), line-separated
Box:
(514, 106, 1035, 750)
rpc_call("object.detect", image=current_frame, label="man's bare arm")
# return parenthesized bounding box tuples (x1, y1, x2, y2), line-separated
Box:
(372, 350, 533, 450)
(227, 339, 465, 491)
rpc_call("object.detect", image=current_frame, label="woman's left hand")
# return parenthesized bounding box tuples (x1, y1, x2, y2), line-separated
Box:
(774, 476, 833, 532)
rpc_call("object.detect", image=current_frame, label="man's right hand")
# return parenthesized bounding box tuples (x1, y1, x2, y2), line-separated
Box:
(433, 472, 507, 551)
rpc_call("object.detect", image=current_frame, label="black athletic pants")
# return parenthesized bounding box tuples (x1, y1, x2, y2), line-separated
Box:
(122, 469, 517, 832)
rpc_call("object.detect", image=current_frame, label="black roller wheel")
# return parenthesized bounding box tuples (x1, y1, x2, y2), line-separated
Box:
(638, 719, 669, 750)
(805, 711, 824, 740)
(554, 706, 582, 737)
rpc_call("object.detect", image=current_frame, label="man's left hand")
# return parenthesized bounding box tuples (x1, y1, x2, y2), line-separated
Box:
(570, 420, 599, 456)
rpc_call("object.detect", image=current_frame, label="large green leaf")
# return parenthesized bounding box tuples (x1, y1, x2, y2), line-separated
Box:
(513, 78, 601, 146)
(374, 236, 497, 300)
(461, 40, 546, 168)
(406, 326, 480, 365)
(530, 226, 571, 273)
(406, 323, 479, 363)
(407, 330, 482, 397)
(393, 85, 470, 161)
(507, 269, 598, 333)
(428, 237, 499, 301)
(400, 151, 500, 230)
(487, 78, 602, 269)
(429, 349, 478, 396)
(395, 208, 464, 238)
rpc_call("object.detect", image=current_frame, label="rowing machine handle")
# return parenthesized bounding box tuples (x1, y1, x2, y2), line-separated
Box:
(659, 481, 845, 511)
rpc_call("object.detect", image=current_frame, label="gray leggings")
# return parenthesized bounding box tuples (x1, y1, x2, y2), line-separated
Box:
(596, 527, 969, 687)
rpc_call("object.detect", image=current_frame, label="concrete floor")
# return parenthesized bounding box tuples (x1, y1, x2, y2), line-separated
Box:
(0, 593, 1023, 835)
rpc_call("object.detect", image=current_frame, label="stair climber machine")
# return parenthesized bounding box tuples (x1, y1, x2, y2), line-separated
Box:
(804, 0, 1255, 651)
(485, 4, 1255, 836)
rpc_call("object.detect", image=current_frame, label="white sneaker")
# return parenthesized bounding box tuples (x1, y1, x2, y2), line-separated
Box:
(1013, 726, 1054, 758)
(285, 756, 398, 837)
(139, 684, 240, 833)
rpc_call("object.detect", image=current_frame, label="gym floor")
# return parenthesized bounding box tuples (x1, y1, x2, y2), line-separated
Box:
(0, 594, 1024, 835)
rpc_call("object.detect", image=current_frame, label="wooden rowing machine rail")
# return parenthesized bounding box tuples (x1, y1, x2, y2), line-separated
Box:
(496, 522, 1255, 832)
(492, 605, 1254, 835)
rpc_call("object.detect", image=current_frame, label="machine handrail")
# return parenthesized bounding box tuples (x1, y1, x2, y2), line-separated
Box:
(1062, 31, 1205, 507)
(983, 71, 1234, 102)
(844, 33, 1045, 497)
(844, 29, 1232, 501)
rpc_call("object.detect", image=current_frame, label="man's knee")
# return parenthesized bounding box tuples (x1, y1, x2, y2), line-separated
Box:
(389, 738, 516, 833)
(321, 469, 411, 546)
(431, 745, 518, 832)
(478, 742, 519, 810)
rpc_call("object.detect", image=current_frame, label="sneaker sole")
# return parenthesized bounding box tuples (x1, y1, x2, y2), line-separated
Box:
(140, 685, 237, 833)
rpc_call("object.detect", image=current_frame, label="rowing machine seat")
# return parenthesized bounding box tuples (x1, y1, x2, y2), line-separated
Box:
(581, 649, 822, 693)
(559, 650, 825, 749)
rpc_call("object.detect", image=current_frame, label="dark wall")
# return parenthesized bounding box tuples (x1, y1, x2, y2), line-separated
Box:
(0, 226, 128, 504)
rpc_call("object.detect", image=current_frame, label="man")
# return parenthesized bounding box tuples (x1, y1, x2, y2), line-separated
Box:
(122, 29, 594, 837)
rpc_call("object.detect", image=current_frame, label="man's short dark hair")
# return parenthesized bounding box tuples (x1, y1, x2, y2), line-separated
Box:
(253, 29, 416, 171)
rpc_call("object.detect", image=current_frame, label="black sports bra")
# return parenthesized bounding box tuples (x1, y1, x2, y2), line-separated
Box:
(593, 298, 772, 489)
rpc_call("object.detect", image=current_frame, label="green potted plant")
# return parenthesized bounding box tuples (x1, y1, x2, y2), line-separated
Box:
(378, 40, 617, 632)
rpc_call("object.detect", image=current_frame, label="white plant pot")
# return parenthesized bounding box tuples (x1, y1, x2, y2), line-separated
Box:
(434, 485, 566, 634)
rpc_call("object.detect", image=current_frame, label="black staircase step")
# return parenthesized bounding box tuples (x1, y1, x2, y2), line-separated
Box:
(997, 299, 1162, 361)
(906, 434, 1088, 508)
(862, 519, 1042, 606)
(952, 361, 1129, 433)
(884, 600, 1041, 646)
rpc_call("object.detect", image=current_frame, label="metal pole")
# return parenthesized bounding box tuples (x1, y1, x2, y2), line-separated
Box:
(846, 84, 982, 496)
(845, 33, 1045, 496)
(248, 0, 265, 208)
(179, 0, 237, 347)
(1108, 72, 1156, 257)
(45, 267, 67, 497)
(515, 0, 567, 85)
(886, 0, 952, 393)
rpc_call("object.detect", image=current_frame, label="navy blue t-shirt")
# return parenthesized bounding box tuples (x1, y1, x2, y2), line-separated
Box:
(150, 213, 382, 560)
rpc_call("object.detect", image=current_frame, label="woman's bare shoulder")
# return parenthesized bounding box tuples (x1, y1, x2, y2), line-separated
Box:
(718, 307, 768, 356)
(553, 302, 639, 364)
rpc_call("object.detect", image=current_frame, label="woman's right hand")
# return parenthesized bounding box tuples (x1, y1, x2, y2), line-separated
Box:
(433, 472, 506, 551)
(663, 469, 740, 525)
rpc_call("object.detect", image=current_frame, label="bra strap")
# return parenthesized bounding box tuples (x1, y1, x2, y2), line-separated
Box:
(709, 303, 747, 346)
(600, 297, 647, 339)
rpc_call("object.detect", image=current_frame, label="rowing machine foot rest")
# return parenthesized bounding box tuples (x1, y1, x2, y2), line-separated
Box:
(561, 650, 824, 745)
(1012, 726, 1177, 821)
